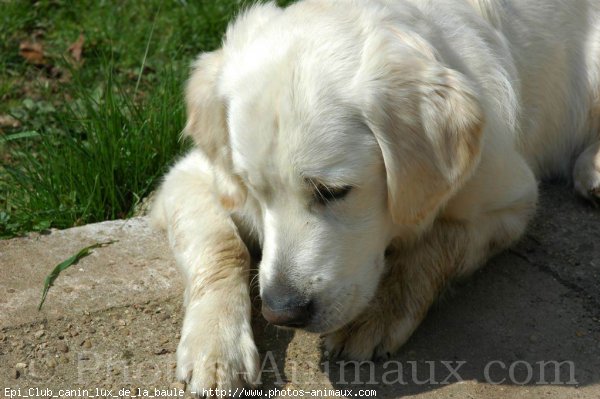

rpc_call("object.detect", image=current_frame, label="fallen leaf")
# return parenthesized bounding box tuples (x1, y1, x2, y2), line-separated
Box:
(19, 41, 45, 65)
(0, 115, 21, 129)
(68, 34, 85, 63)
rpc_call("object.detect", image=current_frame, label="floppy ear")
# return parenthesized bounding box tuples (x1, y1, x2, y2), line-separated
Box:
(359, 34, 484, 226)
(183, 51, 248, 210)
(184, 50, 229, 165)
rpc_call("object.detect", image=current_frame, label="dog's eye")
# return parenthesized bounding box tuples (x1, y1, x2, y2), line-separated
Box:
(313, 185, 353, 204)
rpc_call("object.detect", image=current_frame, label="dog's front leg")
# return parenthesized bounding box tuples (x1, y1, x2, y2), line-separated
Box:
(152, 151, 259, 395)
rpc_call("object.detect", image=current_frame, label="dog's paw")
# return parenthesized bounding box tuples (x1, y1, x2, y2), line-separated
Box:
(323, 316, 417, 361)
(177, 305, 259, 397)
(574, 143, 600, 205)
(574, 172, 600, 204)
(323, 320, 385, 360)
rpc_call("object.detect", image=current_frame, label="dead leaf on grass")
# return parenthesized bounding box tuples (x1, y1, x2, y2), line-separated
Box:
(68, 34, 85, 64)
(0, 115, 21, 129)
(19, 41, 45, 65)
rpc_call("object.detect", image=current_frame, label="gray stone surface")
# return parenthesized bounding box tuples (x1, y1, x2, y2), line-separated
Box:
(0, 183, 599, 398)
(0, 217, 181, 328)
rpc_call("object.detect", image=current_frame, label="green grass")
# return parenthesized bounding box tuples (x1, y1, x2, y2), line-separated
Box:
(0, 0, 296, 237)
(2, 67, 187, 233)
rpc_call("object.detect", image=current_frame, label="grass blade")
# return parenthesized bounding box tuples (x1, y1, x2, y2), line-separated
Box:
(134, 7, 160, 95)
(38, 240, 117, 310)
(0, 131, 40, 142)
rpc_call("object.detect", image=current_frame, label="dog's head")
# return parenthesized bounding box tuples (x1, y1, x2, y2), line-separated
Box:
(184, 2, 484, 333)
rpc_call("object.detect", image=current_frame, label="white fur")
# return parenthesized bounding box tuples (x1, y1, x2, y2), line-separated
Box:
(152, 0, 600, 393)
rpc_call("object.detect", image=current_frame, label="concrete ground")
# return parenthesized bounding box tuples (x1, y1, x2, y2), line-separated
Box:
(1, 182, 599, 399)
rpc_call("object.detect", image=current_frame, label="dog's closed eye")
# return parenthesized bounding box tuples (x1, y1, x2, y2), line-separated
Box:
(313, 184, 353, 205)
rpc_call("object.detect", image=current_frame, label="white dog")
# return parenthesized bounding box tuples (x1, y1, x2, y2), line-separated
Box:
(151, 0, 600, 393)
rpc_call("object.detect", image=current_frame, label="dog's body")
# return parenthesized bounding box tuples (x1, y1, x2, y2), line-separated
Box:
(152, 0, 600, 393)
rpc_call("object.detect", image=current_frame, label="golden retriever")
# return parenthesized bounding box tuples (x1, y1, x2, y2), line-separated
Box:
(151, 0, 600, 393)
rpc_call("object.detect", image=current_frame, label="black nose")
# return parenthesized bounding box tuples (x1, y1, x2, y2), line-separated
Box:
(261, 285, 313, 328)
